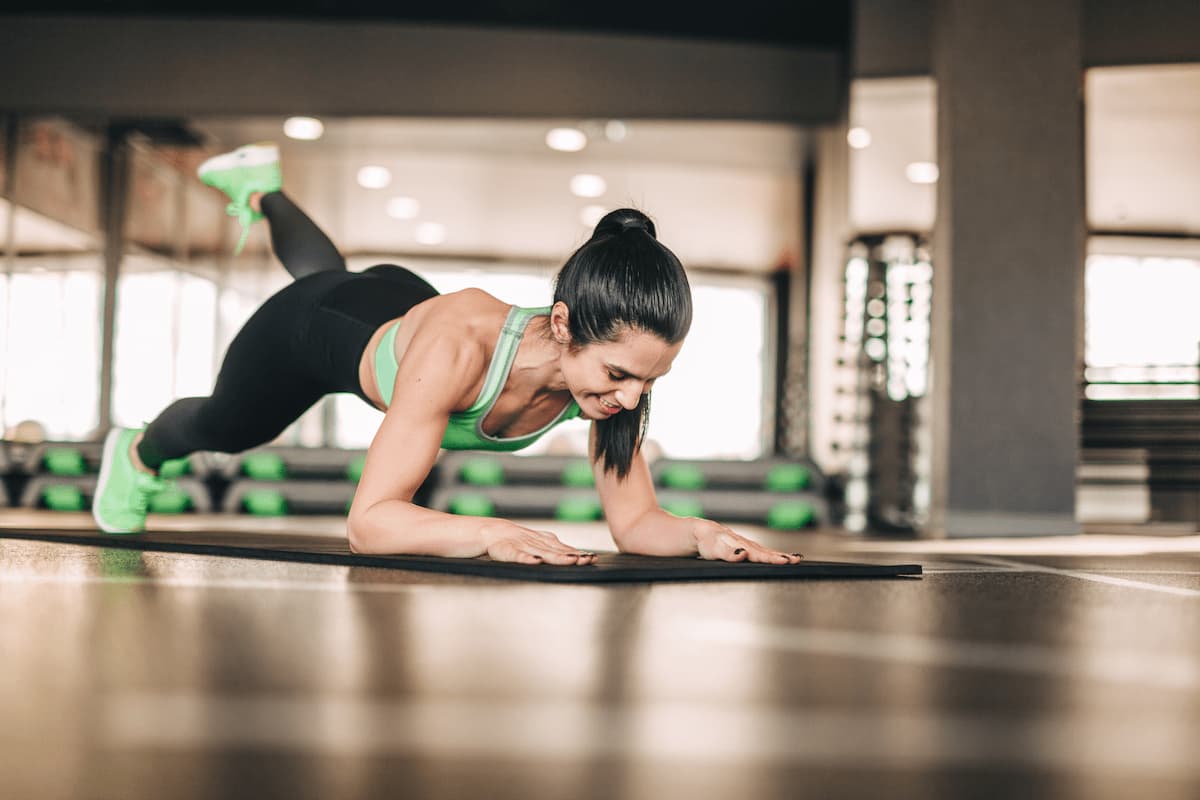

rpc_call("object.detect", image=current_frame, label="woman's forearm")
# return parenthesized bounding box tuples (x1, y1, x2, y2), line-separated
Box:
(611, 508, 699, 557)
(348, 499, 498, 557)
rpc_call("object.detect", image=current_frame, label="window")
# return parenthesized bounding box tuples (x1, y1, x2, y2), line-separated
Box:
(335, 258, 771, 459)
(1085, 251, 1200, 400)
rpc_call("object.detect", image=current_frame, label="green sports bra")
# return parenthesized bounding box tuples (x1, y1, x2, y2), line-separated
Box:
(373, 305, 582, 452)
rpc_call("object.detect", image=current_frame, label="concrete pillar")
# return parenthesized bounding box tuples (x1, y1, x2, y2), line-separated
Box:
(807, 122, 853, 477)
(929, 0, 1085, 536)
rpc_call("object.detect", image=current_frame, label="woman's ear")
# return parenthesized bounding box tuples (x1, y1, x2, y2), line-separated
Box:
(550, 301, 571, 344)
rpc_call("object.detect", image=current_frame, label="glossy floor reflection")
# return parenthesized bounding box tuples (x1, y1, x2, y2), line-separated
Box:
(1, 516, 1198, 800)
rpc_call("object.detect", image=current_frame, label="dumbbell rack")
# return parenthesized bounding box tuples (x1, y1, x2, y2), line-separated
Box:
(832, 235, 933, 534)
(430, 452, 827, 530)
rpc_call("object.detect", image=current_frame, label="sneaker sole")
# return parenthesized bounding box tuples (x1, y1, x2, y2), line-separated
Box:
(93, 427, 138, 534)
(198, 142, 280, 177)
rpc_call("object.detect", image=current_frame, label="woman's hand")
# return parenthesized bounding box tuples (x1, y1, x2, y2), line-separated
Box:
(480, 521, 598, 566)
(692, 519, 804, 564)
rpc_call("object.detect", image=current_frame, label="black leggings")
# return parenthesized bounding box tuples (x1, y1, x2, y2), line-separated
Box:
(137, 192, 439, 470)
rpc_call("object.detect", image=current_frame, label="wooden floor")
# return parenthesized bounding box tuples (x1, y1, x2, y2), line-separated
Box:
(2, 510, 1199, 799)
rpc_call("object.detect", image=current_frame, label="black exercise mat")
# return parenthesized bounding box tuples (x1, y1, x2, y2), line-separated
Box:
(0, 527, 922, 583)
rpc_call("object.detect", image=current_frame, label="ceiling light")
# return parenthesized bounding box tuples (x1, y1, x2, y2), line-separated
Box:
(415, 222, 446, 245)
(386, 196, 420, 220)
(905, 162, 939, 184)
(846, 127, 871, 149)
(357, 166, 392, 189)
(283, 116, 324, 141)
(580, 205, 607, 227)
(604, 120, 628, 142)
(546, 128, 587, 152)
(570, 174, 606, 198)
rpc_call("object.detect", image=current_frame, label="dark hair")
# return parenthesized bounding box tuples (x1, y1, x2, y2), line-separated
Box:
(553, 208, 692, 479)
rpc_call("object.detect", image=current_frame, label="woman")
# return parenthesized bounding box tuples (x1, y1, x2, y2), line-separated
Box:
(93, 142, 803, 567)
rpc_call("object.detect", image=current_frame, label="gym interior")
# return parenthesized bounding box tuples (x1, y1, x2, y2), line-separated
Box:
(1, 2, 1199, 798)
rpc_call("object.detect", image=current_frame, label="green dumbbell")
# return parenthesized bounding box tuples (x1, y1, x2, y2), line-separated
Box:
(448, 493, 496, 517)
(243, 489, 288, 516)
(662, 498, 704, 518)
(149, 486, 192, 514)
(459, 458, 505, 487)
(241, 452, 287, 481)
(766, 501, 816, 530)
(660, 464, 706, 491)
(555, 496, 602, 522)
(765, 464, 810, 493)
(561, 460, 595, 488)
(346, 455, 367, 483)
(43, 448, 86, 477)
(43, 484, 85, 511)
(158, 457, 191, 480)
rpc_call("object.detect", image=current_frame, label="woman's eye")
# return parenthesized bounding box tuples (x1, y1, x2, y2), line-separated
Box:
(608, 372, 624, 381)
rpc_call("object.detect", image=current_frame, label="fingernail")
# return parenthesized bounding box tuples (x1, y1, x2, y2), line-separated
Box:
(791, 553, 804, 558)
(734, 548, 745, 555)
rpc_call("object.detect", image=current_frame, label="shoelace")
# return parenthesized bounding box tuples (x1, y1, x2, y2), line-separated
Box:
(225, 202, 254, 255)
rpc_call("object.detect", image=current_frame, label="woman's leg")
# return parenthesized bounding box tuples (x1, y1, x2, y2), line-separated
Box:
(258, 191, 348, 280)
(135, 281, 336, 470)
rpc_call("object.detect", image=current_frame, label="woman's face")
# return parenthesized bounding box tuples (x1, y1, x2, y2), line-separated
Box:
(560, 325, 684, 420)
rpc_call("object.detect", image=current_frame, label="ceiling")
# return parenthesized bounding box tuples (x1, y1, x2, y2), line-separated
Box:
(191, 118, 809, 273)
(8, 64, 1200, 269)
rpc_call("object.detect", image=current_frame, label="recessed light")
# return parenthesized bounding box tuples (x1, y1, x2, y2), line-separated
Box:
(283, 117, 324, 141)
(546, 128, 587, 152)
(847, 127, 871, 149)
(386, 196, 420, 220)
(415, 222, 446, 245)
(905, 162, 939, 184)
(357, 166, 392, 189)
(604, 120, 628, 142)
(570, 174, 606, 198)
(580, 205, 606, 227)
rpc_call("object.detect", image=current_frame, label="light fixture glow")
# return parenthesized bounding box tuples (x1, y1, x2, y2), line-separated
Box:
(905, 162, 939, 184)
(386, 196, 420, 220)
(847, 127, 872, 149)
(357, 166, 392, 189)
(283, 116, 324, 141)
(604, 120, 628, 142)
(570, 174, 606, 198)
(546, 128, 588, 152)
(415, 222, 446, 245)
(580, 205, 607, 228)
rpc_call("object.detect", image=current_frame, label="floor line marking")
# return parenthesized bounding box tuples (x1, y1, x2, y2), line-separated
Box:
(969, 556, 1200, 597)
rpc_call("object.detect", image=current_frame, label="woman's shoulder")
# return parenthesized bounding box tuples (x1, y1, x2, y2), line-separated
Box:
(402, 287, 511, 354)
(420, 287, 510, 330)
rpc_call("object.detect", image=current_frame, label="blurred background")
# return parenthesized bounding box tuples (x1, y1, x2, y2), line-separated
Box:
(0, 0, 1197, 535)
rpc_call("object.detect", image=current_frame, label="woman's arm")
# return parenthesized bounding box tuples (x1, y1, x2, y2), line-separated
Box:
(348, 323, 595, 565)
(591, 423, 803, 563)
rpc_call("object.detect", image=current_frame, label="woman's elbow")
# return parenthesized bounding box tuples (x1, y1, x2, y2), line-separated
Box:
(346, 507, 377, 554)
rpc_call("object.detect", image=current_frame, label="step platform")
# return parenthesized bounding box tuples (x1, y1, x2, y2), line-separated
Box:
(222, 479, 357, 516)
(18, 475, 213, 513)
(429, 485, 826, 529)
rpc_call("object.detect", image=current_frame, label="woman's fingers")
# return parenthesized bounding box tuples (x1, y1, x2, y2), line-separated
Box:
(743, 546, 804, 565)
(487, 529, 597, 566)
(703, 529, 804, 564)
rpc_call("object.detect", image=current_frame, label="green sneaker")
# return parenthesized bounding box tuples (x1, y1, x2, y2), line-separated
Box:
(92, 427, 168, 534)
(197, 142, 282, 256)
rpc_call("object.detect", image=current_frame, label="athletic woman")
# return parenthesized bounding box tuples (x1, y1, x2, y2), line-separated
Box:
(92, 142, 804, 567)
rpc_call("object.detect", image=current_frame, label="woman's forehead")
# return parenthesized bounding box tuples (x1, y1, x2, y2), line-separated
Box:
(588, 329, 683, 373)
